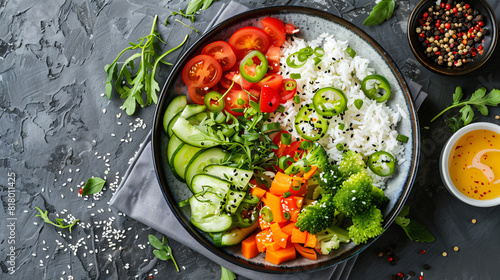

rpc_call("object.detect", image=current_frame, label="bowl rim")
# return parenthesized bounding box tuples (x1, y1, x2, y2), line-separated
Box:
(440, 122, 500, 207)
(407, 0, 498, 76)
(152, 5, 421, 273)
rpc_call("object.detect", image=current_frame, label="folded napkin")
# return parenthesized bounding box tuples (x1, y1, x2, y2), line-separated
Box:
(110, 2, 427, 279)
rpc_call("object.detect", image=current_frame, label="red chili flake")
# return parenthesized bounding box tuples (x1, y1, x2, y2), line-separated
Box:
(388, 256, 394, 262)
(478, 45, 483, 51)
(398, 272, 405, 278)
(420, 276, 424, 280)
(79, 188, 83, 194)
(420, 249, 426, 254)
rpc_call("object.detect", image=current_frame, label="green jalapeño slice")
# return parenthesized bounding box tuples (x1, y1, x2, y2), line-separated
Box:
(312, 87, 348, 117)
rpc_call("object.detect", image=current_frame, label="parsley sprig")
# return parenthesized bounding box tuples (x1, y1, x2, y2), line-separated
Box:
(105, 15, 188, 115)
(148, 235, 179, 272)
(431, 86, 500, 129)
(35, 207, 79, 233)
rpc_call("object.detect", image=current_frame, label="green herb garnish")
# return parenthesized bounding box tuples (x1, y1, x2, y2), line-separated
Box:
(185, 0, 216, 16)
(363, 0, 395, 26)
(149, 235, 179, 272)
(394, 205, 435, 243)
(431, 86, 500, 128)
(35, 207, 79, 233)
(221, 266, 237, 280)
(80, 177, 106, 196)
(105, 15, 188, 115)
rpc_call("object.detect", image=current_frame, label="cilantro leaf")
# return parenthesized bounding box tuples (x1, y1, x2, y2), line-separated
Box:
(363, 0, 395, 26)
(394, 205, 434, 243)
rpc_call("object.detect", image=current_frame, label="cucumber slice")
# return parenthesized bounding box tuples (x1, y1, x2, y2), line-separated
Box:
(172, 144, 203, 181)
(167, 135, 184, 164)
(203, 165, 253, 191)
(180, 104, 206, 119)
(185, 148, 227, 188)
(216, 222, 259, 247)
(187, 112, 208, 125)
(225, 189, 247, 214)
(172, 117, 222, 148)
(163, 95, 187, 134)
(191, 174, 231, 197)
(190, 192, 232, 233)
(167, 112, 181, 137)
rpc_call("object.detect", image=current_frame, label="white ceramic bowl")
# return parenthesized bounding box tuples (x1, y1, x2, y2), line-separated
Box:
(440, 122, 500, 207)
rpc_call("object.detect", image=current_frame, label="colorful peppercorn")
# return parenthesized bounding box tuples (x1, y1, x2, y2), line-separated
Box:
(415, 1, 488, 68)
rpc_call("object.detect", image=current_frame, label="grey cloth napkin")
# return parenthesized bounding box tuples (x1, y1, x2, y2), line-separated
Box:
(110, 2, 427, 279)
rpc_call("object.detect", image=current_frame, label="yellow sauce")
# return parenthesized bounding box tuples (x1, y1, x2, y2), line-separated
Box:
(448, 129, 500, 200)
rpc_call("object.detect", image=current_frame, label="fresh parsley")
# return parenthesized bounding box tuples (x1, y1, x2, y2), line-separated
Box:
(394, 205, 435, 243)
(148, 235, 179, 272)
(363, 0, 395, 26)
(80, 177, 106, 196)
(35, 207, 79, 233)
(105, 15, 188, 115)
(221, 266, 237, 280)
(185, 0, 216, 15)
(431, 86, 500, 129)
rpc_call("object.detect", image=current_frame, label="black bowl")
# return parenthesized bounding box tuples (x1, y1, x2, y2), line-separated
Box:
(407, 0, 498, 75)
(152, 5, 420, 273)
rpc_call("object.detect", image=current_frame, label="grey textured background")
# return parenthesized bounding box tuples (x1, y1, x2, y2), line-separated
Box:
(1, 0, 500, 279)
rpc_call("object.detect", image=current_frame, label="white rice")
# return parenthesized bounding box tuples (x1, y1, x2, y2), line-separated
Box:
(271, 33, 406, 188)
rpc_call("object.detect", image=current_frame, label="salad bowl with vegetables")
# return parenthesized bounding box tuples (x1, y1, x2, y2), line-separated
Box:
(152, 6, 419, 273)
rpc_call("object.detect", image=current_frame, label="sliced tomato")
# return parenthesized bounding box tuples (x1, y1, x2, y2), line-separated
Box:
(201, 41, 237, 71)
(260, 86, 280, 113)
(279, 78, 297, 103)
(225, 71, 254, 90)
(219, 75, 241, 90)
(255, 74, 283, 92)
(188, 86, 210, 105)
(224, 89, 258, 116)
(285, 23, 297, 34)
(272, 131, 291, 158)
(229, 26, 271, 60)
(261, 17, 286, 47)
(182, 55, 223, 90)
(265, 46, 281, 73)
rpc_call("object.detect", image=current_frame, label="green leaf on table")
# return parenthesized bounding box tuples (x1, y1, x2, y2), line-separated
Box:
(148, 235, 164, 250)
(153, 249, 171, 261)
(186, 0, 215, 15)
(452, 86, 463, 104)
(149, 234, 180, 272)
(35, 207, 79, 233)
(363, 0, 395, 26)
(81, 177, 106, 196)
(394, 205, 434, 242)
(221, 266, 237, 280)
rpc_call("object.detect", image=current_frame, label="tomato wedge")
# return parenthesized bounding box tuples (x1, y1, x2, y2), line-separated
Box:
(279, 78, 297, 103)
(261, 17, 286, 47)
(260, 86, 280, 113)
(201, 41, 237, 72)
(229, 26, 271, 60)
(254, 74, 283, 91)
(225, 71, 254, 90)
(265, 46, 281, 73)
(285, 23, 297, 34)
(182, 55, 223, 89)
(224, 89, 259, 116)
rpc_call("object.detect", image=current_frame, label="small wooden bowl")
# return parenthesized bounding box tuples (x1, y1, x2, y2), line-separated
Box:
(407, 0, 498, 75)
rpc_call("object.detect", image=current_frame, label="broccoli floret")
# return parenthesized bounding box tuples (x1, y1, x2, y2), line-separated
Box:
(295, 193, 336, 234)
(333, 171, 373, 216)
(371, 186, 388, 209)
(338, 150, 366, 178)
(318, 163, 344, 195)
(347, 205, 384, 245)
(285, 143, 328, 175)
(316, 225, 351, 255)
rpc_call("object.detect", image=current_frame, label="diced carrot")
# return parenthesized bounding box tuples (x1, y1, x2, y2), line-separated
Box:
(256, 229, 273, 253)
(250, 186, 267, 199)
(291, 177, 308, 197)
(290, 209, 300, 222)
(259, 215, 271, 230)
(242, 234, 260, 259)
(281, 222, 296, 236)
(305, 232, 317, 248)
(291, 227, 308, 244)
(270, 222, 289, 248)
(270, 172, 293, 196)
(293, 243, 318, 260)
(265, 192, 284, 223)
(304, 165, 318, 180)
(265, 241, 282, 252)
(265, 243, 297, 265)
(294, 196, 304, 208)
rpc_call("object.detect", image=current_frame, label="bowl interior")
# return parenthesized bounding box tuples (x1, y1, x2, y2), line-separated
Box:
(408, 0, 498, 75)
(152, 6, 420, 273)
(440, 122, 500, 207)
